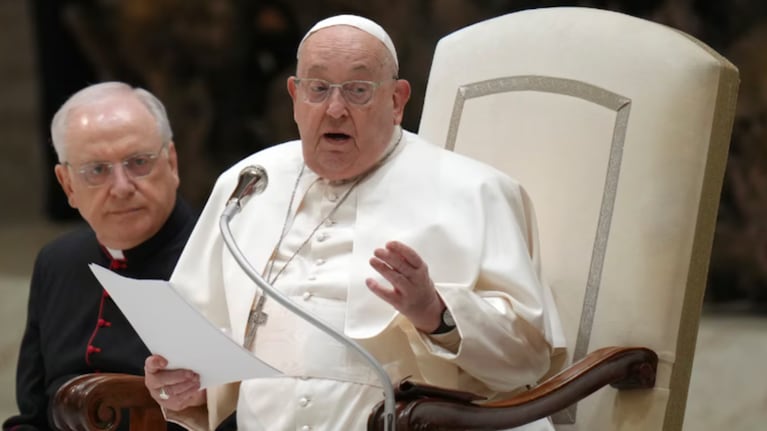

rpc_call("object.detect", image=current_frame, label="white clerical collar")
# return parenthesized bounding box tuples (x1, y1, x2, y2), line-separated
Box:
(103, 247, 125, 260)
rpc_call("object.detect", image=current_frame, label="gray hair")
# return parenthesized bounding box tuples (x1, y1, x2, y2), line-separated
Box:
(50, 81, 173, 162)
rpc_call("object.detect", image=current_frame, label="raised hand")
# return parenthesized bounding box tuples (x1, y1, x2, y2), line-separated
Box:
(366, 240, 444, 333)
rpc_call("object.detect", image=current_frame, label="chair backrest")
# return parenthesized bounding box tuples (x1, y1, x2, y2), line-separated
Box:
(418, 7, 738, 431)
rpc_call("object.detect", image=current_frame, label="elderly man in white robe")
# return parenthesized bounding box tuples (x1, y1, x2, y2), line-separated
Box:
(143, 14, 564, 431)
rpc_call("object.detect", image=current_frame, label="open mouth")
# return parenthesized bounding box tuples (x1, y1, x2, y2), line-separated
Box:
(324, 132, 351, 141)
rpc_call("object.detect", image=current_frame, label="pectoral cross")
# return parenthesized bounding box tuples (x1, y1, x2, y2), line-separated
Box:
(243, 294, 268, 351)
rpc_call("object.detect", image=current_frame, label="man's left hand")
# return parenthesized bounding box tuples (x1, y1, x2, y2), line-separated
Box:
(366, 241, 444, 333)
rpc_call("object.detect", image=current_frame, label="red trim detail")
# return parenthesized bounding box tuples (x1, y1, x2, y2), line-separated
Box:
(99, 244, 128, 271)
(87, 245, 127, 367)
(85, 290, 107, 367)
(109, 259, 128, 270)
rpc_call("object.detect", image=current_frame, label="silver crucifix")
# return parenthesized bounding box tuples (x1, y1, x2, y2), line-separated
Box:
(243, 294, 268, 350)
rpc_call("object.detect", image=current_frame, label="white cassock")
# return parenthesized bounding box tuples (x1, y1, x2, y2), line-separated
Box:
(167, 128, 565, 431)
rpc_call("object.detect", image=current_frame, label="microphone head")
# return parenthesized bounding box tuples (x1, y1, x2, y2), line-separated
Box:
(228, 165, 268, 208)
(240, 165, 268, 195)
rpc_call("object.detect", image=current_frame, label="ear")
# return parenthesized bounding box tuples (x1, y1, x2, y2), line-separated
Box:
(287, 76, 299, 122)
(287, 76, 298, 103)
(165, 141, 180, 188)
(54, 164, 78, 208)
(392, 79, 411, 126)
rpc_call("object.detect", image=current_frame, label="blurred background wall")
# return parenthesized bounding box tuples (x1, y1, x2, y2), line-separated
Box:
(1, 0, 766, 428)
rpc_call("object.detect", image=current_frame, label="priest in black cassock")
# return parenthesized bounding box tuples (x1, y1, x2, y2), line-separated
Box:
(3, 82, 196, 431)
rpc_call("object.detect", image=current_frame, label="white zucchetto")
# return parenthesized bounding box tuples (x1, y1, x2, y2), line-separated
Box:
(297, 14, 399, 72)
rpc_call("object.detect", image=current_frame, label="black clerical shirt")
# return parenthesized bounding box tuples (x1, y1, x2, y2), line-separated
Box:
(4, 198, 196, 431)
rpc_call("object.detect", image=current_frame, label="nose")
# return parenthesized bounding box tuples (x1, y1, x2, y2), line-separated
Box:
(109, 164, 136, 197)
(325, 87, 349, 119)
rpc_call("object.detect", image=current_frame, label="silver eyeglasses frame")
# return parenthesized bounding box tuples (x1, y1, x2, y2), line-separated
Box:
(294, 78, 393, 105)
(63, 142, 169, 187)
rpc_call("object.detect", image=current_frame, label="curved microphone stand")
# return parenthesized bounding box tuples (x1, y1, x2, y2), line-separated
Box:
(220, 179, 396, 431)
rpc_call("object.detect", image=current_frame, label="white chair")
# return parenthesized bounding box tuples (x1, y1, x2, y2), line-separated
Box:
(369, 6, 739, 431)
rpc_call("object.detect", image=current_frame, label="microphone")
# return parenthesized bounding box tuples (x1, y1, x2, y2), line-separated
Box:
(222, 165, 268, 221)
(218, 169, 396, 431)
(227, 165, 268, 208)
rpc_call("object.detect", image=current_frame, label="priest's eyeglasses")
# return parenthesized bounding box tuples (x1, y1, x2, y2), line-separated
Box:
(65, 143, 168, 187)
(294, 78, 385, 105)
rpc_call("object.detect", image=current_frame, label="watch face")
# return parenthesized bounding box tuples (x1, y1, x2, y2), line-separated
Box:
(442, 308, 455, 327)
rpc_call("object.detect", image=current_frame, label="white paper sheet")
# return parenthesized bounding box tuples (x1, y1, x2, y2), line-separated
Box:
(89, 264, 281, 388)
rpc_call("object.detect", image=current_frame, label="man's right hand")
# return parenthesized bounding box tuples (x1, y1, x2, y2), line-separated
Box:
(144, 354, 206, 411)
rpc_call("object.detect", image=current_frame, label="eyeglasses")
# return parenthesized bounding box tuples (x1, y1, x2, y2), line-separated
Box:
(294, 78, 387, 105)
(65, 143, 168, 187)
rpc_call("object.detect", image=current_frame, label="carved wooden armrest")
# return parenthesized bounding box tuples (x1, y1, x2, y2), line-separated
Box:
(52, 373, 166, 431)
(367, 346, 658, 431)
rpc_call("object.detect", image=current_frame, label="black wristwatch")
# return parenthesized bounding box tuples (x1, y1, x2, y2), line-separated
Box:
(430, 307, 456, 334)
